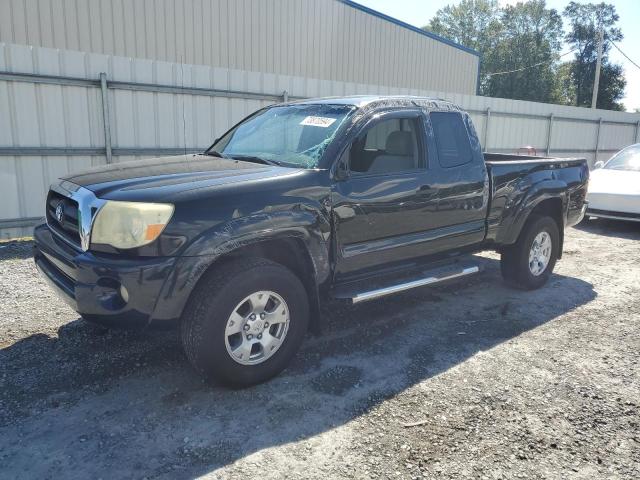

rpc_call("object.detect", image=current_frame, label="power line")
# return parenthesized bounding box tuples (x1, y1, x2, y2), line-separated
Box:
(482, 40, 640, 79)
(610, 41, 640, 70)
(484, 47, 578, 77)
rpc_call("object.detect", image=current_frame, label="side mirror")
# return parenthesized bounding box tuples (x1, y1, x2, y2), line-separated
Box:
(594, 161, 605, 169)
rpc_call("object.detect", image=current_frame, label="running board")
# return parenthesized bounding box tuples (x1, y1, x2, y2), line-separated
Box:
(334, 262, 481, 304)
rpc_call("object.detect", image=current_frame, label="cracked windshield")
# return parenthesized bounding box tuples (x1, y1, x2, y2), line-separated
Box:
(209, 104, 355, 168)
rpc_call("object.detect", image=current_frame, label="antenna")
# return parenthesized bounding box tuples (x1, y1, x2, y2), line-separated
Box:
(180, 54, 187, 157)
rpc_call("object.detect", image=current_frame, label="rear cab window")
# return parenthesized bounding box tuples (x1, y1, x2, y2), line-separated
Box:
(430, 112, 473, 168)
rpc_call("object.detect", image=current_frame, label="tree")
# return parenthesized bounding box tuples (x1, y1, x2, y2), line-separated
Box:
(426, 0, 627, 110)
(426, 0, 564, 102)
(563, 2, 626, 110)
(553, 61, 576, 106)
(427, 0, 503, 53)
(486, 1, 564, 102)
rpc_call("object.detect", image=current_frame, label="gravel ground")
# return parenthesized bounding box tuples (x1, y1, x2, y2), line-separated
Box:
(0, 220, 638, 479)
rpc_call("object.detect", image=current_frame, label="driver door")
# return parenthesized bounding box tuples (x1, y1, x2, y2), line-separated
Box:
(331, 109, 437, 280)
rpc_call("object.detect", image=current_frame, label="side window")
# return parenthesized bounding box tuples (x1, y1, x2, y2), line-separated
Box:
(430, 112, 473, 168)
(349, 117, 422, 174)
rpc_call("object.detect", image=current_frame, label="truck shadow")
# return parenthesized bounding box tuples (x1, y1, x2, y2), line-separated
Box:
(0, 239, 33, 260)
(0, 256, 596, 479)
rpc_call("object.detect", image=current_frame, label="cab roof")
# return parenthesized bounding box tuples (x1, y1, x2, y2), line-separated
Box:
(288, 95, 461, 112)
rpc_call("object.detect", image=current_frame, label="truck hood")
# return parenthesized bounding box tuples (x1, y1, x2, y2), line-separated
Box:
(62, 154, 303, 200)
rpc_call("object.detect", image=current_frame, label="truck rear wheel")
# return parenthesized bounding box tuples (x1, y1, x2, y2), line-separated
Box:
(180, 257, 309, 387)
(500, 215, 559, 290)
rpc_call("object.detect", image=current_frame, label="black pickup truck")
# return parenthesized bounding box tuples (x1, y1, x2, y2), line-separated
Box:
(34, 96, 589, 386)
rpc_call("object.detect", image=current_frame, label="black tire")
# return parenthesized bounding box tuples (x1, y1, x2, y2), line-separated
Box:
(500, 215, 560, 290)
(180, 257, 309, 387)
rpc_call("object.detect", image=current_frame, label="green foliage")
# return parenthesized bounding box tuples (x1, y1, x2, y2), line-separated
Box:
(552, 61, 576, 105)
(486, 1, 563, 103)
(425, 0, 627, 110)
(562, 1, 625, 110)
(427, 0, 503, 54)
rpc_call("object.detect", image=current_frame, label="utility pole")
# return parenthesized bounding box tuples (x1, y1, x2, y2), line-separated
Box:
(591, 27, 604, 109)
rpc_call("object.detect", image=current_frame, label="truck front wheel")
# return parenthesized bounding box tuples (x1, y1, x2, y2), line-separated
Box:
(180, 257, 309, 387)
(500, 215, 560, 290)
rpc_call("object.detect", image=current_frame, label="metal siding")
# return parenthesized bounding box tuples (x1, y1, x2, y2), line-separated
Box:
(0, 156, 21, 221)
(1, 42, 640, 233)
(0, 0, 480, 95)
(551, 120, 599, 150)
(599, 123, 635, 151)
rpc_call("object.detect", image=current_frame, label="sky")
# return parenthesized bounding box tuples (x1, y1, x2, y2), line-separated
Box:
(357, 0, 640, 112)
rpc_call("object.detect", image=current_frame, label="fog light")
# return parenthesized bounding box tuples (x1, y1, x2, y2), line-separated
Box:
(119, 284, 129, 303)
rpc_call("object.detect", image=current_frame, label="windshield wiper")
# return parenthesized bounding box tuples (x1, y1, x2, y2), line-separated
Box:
(229, 155, 287, 167)
(204, 150, 230, 159)
(205, 151, 296, 168)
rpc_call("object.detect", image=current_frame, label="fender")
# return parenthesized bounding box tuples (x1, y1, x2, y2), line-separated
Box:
(149, 208, 331, 326)
(495, 178, 568, 246)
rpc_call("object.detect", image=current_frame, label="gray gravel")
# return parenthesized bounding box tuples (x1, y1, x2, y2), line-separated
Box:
(0, 220, 638, 479)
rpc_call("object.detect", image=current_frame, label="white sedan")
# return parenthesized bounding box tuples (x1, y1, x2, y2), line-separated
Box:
(587, 143, 640, 222)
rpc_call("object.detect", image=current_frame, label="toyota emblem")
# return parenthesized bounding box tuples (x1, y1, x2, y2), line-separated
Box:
(55, 202, 64, 223)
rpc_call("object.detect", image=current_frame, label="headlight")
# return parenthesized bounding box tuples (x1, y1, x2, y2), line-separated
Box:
(91, 201, 174, 249)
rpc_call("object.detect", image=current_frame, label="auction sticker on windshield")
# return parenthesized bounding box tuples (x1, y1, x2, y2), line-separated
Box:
(300, 116, 337, 127)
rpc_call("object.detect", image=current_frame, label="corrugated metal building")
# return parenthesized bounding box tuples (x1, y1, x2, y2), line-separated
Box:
(0, 0, 480, 94)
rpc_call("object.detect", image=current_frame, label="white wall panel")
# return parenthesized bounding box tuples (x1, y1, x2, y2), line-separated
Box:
(551, 120, 599, 151)
(599, 124, 636, 151)
(0, 157, 21, 221)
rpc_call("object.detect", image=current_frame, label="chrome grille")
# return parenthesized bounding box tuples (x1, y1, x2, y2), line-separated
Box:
(46, 189, 82, 247)
(45, 182, 106, 251)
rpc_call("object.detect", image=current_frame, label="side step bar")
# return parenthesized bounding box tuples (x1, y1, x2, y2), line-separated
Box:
(349, 264, 480, 304)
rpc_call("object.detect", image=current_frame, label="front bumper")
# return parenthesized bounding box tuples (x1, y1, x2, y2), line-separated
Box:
(586, 191, 640, 223)
(587, 192, 640, 216)
(33, 223, 179, 328)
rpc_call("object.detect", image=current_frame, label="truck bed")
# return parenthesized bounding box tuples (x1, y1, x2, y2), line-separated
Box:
(484, 152, 587, 166)
(484, 153, 589, 245)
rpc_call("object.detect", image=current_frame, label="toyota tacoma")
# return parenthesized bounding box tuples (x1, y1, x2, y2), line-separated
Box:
(33, 96, 589, 386)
